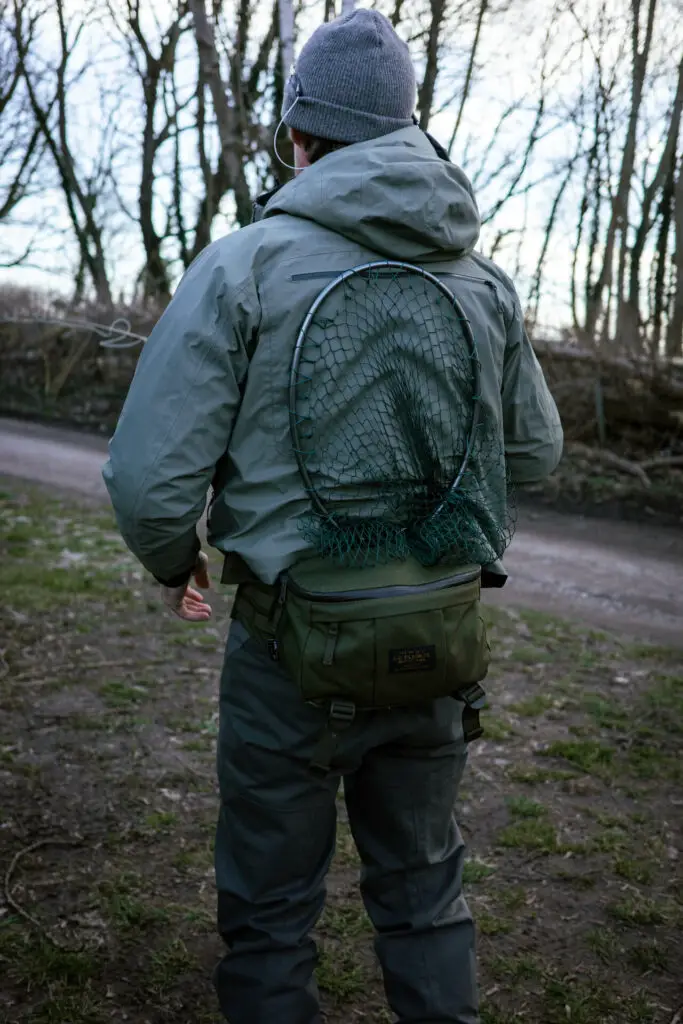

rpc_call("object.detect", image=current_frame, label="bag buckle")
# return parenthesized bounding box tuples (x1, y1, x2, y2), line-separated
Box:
(457, 682, 487, 709)
(455, 683, 486, 744)
(329, 699, 356, 728)
(267, 639, 280, 662)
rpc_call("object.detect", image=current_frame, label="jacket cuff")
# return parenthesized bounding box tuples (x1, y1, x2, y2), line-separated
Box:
(153, 537, 202, 589)
(154, 566, 194, 589)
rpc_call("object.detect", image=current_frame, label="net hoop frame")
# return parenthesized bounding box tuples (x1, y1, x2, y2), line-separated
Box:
(288, 259, 482, 526)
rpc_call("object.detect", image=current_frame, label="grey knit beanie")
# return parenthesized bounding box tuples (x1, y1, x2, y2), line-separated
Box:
(282, 9, 416, 145)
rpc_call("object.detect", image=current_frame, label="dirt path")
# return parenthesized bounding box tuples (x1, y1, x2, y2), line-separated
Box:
(1, 415, 681, 644)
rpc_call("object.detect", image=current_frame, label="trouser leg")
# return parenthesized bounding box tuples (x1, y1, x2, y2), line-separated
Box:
(344, 700, 478, 1024)
(214, 622, 338, 1024)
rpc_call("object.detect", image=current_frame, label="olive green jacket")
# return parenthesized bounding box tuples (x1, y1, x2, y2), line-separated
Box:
(103, 127, 562, 586)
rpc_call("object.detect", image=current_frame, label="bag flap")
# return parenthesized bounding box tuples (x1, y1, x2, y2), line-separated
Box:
(287, 555, 481, 597)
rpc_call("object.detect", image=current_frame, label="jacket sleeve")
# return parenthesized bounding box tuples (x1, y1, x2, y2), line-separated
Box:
(102, 244, 258, 586)
(501, 295, 563, 485)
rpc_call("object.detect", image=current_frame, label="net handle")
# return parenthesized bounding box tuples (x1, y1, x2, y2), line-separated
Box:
(288, 259, 481, 521)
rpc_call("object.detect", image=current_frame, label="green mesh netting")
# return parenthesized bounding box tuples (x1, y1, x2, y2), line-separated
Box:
(289, 262, 515, 568)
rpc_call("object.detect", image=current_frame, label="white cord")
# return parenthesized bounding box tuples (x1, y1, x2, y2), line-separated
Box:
(273, 78, 302, 172)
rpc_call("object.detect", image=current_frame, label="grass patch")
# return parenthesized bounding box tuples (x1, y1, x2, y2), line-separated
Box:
(315, 946, 367, 1002)
(99, 680, 146, 708)
(507, 795, 547, 818)
(104, 891, 172, 931)
(99, 874, 172, 931)
(488, 952, 541, 982)
(496, 885, 527, 911)
(482, 716, 515, 742)
(27, 988, 105, 1024)
(613, 857, 653, 885)
(629, 938, 668, 974)
(334, 818, 360, 867)
(508, 645, 544, 666)
(320, 904, 372, 939)
(181, 738, 210, 753)
(625, 643, 681, 663)
(626, 745, 681, 781)
(147, 939, 197, 990)
(144, 811, 179, 831)
(506, 764, 576, 785)
(643, 674, 683, 723)
(2, 928, 100, 989)
(582, 694, 629, 730)
(540, 739, 614, 774)
(590, 826, 628, 853)
(541, 974, 656, 1024)
(607, 897, 668, 926)
(498, 819, 558, 854)
(478, 911, 513, 936)
(463, 859, 496, 884)
(172, 847, 209, 873)
(586, 927, 620, 963)
(508, 694, 556, 717)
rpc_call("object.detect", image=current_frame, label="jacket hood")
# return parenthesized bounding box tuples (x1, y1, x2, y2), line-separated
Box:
(263, 126, 480, 261)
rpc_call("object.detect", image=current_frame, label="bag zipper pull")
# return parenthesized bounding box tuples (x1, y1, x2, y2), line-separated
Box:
(322, 622, 339, 666)
(269, 575, 288, 631)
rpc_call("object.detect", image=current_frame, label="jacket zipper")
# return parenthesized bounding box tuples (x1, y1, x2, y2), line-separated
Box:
(284, 566, 480, 603)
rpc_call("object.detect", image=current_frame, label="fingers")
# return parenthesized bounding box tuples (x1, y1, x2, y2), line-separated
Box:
(161, 582, 212, 621)
(176, 587, 212, 621)
(194, 551, 211, 589)
(176, 600, 212, 622)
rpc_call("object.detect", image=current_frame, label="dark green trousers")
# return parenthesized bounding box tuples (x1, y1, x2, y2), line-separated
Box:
(214, 621, 479, 1024)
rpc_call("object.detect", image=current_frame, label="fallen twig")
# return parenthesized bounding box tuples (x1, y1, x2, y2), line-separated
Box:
(639, 455, 683, 472)
(569, 443, 651, 488)
(532, 339, 683, 399)
(4, 838, 84, 948)
(171, 751, 212, 782)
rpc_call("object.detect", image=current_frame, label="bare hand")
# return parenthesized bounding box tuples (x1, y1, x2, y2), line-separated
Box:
(161, 551, 212, 622)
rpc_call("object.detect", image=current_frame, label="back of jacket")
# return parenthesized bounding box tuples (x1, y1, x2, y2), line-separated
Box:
(103, 127, 563, 586)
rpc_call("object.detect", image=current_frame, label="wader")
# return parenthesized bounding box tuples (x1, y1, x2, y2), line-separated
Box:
(213, 571, 480, 1024)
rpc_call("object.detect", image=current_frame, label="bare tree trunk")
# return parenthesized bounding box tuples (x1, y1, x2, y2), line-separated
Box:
(139, 67, 173, 302)
(666, 154, 683, 358)
(448, 0, 488, 154)
(278, 0, 294, 81)
(620, 54, 683, 352)
(111, 0, 187, 302)
(16, 0, 112, 304)
(172, 101, 189, 271)
(390, 0, 406, 27)
(652, 163, 674, 357)
(529, 151, 578, 326)
(584, 0, 658, 344)
(418, 0, 446, 132)
(324, 0, 336, 20)
(571, 89, 600, 333)
(188, 54, 222, 264)
(0, 2, 45, 225)
(188, 0, 252, 227)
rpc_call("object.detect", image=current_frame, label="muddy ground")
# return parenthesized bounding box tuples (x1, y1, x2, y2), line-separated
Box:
(1, 479, 681, 1024)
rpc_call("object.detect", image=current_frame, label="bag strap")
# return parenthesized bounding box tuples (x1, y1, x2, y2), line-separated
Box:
(309, 700, 356, 776)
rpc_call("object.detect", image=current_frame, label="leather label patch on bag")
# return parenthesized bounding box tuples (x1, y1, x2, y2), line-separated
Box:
(388, 645, 436, 673)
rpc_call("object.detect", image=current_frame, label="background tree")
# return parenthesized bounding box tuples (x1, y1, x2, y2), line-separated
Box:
(0, 0, 681, 361)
